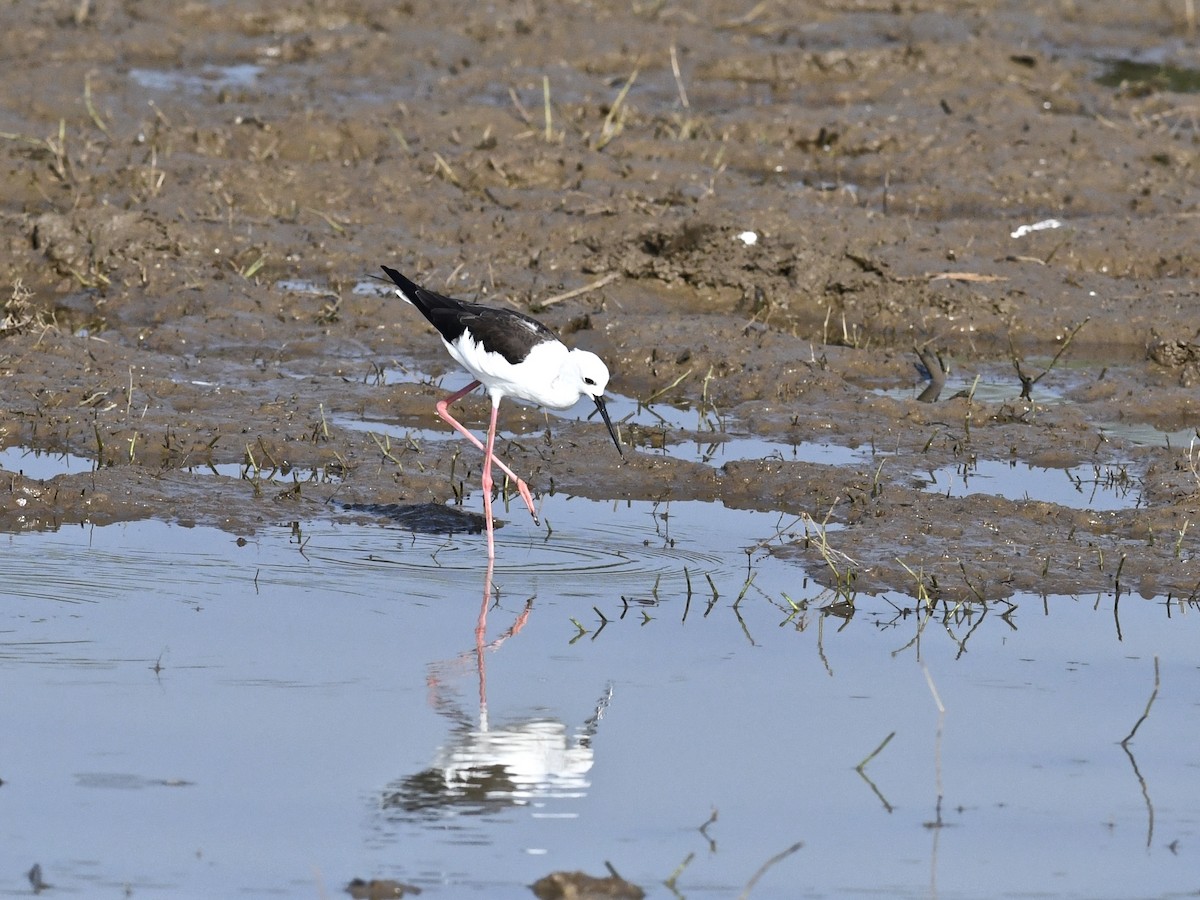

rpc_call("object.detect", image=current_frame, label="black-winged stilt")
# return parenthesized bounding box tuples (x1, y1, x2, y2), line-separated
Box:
(380, 266, 623, 559)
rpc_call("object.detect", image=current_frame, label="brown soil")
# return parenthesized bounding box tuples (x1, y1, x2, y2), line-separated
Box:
(2, 0, 1198, 602)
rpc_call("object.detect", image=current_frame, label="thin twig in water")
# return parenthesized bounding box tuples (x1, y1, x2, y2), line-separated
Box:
(595, 67, 639, 150)
(670, 43, 689, 108)
(856, 731, 896, 771)
(926, 271, 1007, 283)
(734, 571, 755, 606)
(663, 851, 695, 893)
(736, 841, 804, 900)
(644, 367, 694, 404)
(508, 86, 532, 125)
(1120, 656, 1160, 746)
(1010, 317, 1089, 401)
(432, 152, 460, 187)
(84, 72, 112, 140)
(369, 432, 404, 469)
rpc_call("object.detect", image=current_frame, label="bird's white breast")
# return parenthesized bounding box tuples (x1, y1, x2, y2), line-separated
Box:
(448, 331, 585, 409)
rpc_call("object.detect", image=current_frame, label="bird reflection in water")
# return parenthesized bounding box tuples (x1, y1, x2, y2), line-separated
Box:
(382, 561, 613, 819)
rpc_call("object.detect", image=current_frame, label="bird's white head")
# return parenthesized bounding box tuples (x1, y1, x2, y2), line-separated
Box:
(571, 349, 611, 399)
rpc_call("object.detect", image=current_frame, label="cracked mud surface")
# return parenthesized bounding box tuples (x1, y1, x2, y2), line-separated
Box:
(2, 0, 1198, 601)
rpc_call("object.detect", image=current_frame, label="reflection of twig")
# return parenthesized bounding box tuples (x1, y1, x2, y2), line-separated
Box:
(914, 344, 949, 403)
(27, 862, 50, 894)
(592, 606, 609, 640)
(698, 808, 718, 853)
(922, 663, 947, 897)
(816, 614, 833, 677)
(923, 664, 945, 713)
(732, 602, 756, 647)
(1121, 739, 1155, 849)
(922, 663, 946, 829)
(951, 601, 988, 659)
(736, 841, 804, 900)
(856, 765, 894, 814)
(1120, 656, 1159, 746)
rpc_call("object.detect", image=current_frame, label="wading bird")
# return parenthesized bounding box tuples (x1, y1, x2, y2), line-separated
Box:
(381, 266, 623, 559)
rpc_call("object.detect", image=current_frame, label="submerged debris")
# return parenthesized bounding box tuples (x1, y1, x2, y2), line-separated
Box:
(346, 878, 421, 899)
(531, 866, 645, 900)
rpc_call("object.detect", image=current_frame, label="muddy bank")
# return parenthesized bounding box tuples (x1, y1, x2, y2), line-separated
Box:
(2, 0, 1199, 601)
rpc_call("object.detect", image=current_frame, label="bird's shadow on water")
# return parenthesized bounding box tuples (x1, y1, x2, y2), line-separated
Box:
(339, 501, 486, 535)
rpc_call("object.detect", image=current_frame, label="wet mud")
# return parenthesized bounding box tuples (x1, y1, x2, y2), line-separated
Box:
(2, 1, 1199, 601)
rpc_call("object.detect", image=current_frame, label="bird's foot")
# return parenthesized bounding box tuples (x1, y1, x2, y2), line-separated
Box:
(515, 478, 539, 525)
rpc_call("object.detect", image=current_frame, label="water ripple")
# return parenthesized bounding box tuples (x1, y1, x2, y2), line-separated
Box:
(305, 495, 797, 598)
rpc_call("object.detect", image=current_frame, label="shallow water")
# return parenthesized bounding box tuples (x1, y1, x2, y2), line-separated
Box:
(0, 445, 96, 480)
(1, 493, 1196, 899)
(129, 64, 264, 94)
(334, 385, 1145, 514)
(914, 458, 1139, 511)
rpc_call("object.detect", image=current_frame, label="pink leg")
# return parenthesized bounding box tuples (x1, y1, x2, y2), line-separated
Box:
(436, 382, 538, 524)
(481, 402, 500, 559)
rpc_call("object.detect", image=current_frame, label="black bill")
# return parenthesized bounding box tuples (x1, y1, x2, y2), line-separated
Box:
(593, 395, 623, 456)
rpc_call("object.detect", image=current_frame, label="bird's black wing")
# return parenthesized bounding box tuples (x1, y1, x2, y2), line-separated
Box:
(458, 305, 557, 365)
(382, 265, 557, 364)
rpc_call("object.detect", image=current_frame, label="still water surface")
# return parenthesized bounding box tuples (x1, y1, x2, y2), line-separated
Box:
(1, 493, 1196, 898)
